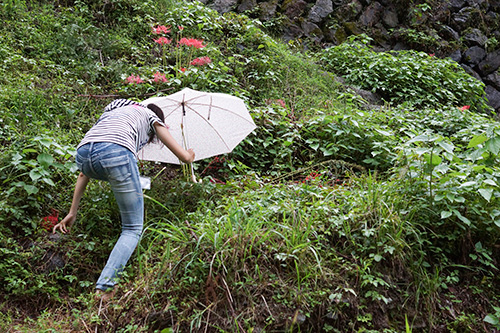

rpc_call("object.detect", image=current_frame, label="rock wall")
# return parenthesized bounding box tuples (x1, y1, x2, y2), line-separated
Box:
(202, 0, 500, 113)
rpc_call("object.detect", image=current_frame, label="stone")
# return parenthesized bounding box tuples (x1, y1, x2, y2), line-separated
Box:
(452, 7, 475, 30)
(259, 0, 279, 21)
(485, 72, 500, 90)
(478, 49, 500, 76)
(463, 46, 486, 66)
(448, 49, 462, 62)
(485, 85, 500, 110)
(382, 8, 398, 28)
(463, 28, 488, 47)
(308, 0, 334, 23)
(237, 0, 257, 12)
(449, 0, 467, 12)
(440, 25, 460, 41)
(359, 1, 383, 26)
(460, 64, 482, 81)
(282, 23, 304, 42)
(211, 0, 238, 13)
(283, 0, 307, 19)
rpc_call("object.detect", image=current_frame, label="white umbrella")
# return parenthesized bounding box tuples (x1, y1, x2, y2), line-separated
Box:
(138, 88, 257, 164)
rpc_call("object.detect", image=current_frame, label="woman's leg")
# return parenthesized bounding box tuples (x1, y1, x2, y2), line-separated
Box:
(91, 143, 144, 291)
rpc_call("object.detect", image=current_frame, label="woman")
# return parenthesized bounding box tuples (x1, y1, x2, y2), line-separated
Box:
(53, 99, 195, 300)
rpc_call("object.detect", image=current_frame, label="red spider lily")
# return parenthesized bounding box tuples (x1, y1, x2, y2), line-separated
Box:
(178, 37, 206, 48)
(429, 53, 435, 57)
(126, 75, 144, 84)
(180, 67, 187, 72)
(152, 25, 171, 34)
(178, 26, 184, 31)
(153, 72, 168, 83)
(154, 37, 172, 45)
(276, 99, 286, 108)
(459, 105, 470, 111)
(190, 56, 212, 66)
(41, 209, 59, 232)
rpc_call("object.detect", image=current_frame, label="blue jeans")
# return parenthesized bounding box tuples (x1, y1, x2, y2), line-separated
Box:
(76, 142, 143, 291)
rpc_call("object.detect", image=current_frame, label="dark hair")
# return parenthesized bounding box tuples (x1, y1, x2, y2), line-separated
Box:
(147, 103, 165, 143)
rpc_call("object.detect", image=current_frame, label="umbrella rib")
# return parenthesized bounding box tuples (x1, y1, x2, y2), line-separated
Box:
(183, 104, 233, 151)
(185, 102, 256, 126)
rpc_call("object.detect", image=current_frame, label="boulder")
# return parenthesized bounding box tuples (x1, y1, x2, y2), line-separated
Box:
(259, 0, 279, 21)
(440, 25, 460, 41)
(485, 85, 500, 110)
(308, 0, 334, 23)
(463, 28, 488, 47)
(449, 0, 467, 12)
(359, 1, 383, 26)
(382, 8, 398, 28)
(463, 46, 486, 66)
(478, 49, 500, 76)
(448, 49, 462, 62)
(283, 0, 307, 19)
(460, 64, 482, 81)
(485, 72, 500, 90)
(237, 0, 257, 12)
(211, 0, 238, 13)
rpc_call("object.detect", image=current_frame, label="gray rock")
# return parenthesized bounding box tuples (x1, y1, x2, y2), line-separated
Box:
(485, 85, 500, 110)
(382, 8, 398, 28)
(440, 25, 460, 41)
(460, 64, 482, 81)
(283, 0, 307, 19)
(448, 49, 462, 62)
(463, 28, 488, 47)
(463, 46, 486, 66)
(485, 72, 500, 90)
(259, 0, 279, 21)
(282, 23, 304, 42)
(452, 7, 475, 30)
(359, 1, 383, 26)
(449, 0, 467, 12)
(478, 49, 500, 76)
(308, 0, 334, 23)
(237, 0, 257, 12)
(211, 0, 238, 13)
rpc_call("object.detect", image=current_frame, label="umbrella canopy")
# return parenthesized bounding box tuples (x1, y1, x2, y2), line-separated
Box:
(139, 88, 256, 164)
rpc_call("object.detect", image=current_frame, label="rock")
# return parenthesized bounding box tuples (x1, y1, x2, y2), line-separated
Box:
(382, 8, 398, 28)
(282, 23, 303, 42)
(449, 0, 467, 12)
(308, 0, 334, 23)
(334, 0, 363, 21)
(485, 85, 500, 110)
(463, 46, 486, 66)
(451, 7, 476, 30)
(460, 64, 482, 81)
(440, 25, 460, 41)
(485, 72, 500, 90)
(259, 0, 279, 21)
(237, 0, 257, 12)
(478, 49, 500, 76)
(448, 49, 462, 62)
(211, 0, 238, 13)
(359, 1, 383, 26)
(463, 28, 488, 47)
(283, 0, 307, 19)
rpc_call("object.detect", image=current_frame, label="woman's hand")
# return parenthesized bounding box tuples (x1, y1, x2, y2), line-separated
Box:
(53, 213, 76, 234)
(185, 148, 195, 163)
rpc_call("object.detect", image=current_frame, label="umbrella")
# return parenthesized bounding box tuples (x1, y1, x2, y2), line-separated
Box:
(138, 88, 256, 165)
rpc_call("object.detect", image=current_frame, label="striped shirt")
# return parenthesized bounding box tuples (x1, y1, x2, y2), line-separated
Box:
(77, 100, 165, 156)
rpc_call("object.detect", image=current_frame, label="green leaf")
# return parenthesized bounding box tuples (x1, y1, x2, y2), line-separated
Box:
(437, 141, 455, 154)
(375, 128, 392, 136)
(37, 153, 54, 166)
(29, 169, 42, 181)
(23, 184, 38, 195)
(478, 189, 493, 202)
(441, 211, 452, 219)
(468, 133, 488, 148)
(483, 179, 497, 186)
(484, 314, 499, 326)
(453, 210, 471, 226)
(485, 136, 500, 155)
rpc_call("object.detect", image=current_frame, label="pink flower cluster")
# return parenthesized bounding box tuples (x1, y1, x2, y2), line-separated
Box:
(126, 74, 144, 84)
(153, 71, 168, 83)
(191, 56, 212, 66)
(178, 37, 206, 49)
(154, 37, 172, 45)
(152, 25, 171, 34)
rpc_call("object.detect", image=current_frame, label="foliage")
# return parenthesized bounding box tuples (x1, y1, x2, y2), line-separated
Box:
(0, 0, 499, 332)
(320, 35, 491, 113)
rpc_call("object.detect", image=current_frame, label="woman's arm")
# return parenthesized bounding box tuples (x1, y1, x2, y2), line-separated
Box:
(53, 172, 90, 234)
(154, 122, 195, 163)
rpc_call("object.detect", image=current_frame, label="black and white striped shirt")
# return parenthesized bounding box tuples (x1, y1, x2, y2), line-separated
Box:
(77, 99, 164, 156)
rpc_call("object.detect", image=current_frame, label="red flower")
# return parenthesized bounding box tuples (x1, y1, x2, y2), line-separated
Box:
(153, 72, 168, 83)
(190, 56, 212, 66)
(41, 209, 59, 232)
(126, 75, 144, 84)
(154, 37, 172, 45)
(152, 25, 171, 34)
(180, 67, 187, 72)
(178, 37, 206, 49)
(429, 53, 435, 57)
(178, 26, 184, 31)
(276, 99, 286, 108)
(459, 105, 470, 111)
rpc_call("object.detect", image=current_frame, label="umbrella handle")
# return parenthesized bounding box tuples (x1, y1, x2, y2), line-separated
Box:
(190, 163, 202, 183)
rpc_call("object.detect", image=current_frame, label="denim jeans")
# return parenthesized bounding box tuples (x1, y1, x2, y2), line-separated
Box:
(76, 142, 143, 291)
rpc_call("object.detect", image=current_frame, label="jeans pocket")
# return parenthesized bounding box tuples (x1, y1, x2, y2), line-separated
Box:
(100, 155, 132, 182)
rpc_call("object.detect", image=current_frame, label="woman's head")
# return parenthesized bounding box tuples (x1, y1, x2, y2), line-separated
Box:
(147, 103, 165, 143)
